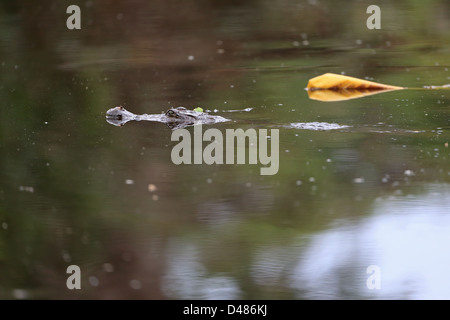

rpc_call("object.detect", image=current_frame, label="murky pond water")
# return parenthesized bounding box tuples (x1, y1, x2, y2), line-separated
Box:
(0, 1, 449, 300)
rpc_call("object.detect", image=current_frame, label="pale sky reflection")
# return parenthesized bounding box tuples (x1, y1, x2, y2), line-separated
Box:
(290, 184, 450, 299)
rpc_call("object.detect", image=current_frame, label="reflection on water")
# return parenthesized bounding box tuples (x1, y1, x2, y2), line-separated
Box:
(0, 0, 449, 300)
(292, 184, 450, 299)
(162, 240, 241, 299)
(158, 183, 450, 299)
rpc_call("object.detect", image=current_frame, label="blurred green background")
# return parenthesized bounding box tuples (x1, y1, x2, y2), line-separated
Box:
(0, 0, 449, 299)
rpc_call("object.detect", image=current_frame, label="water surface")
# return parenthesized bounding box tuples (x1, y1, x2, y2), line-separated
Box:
(0, 0, 449, 299)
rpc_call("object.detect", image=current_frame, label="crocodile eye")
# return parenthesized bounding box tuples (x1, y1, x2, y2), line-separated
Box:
(166, 109, 176, 117)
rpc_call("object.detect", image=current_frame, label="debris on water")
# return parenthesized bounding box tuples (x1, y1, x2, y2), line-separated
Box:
(129, 279, 142, 290)
(12, 289, 28, 299)
(103, 263, 114, 273)
(61, 251, 71, 263)
(125, 179, 134, 185)
(89, 276, 99, 287)
(148, 184, 157, 192)
(404, 170, 415, 177)
(222, 107, 253, 112)
(289, 122, 350, 131)
(353, 177, 365, 184)
(19, 186, 34, 193)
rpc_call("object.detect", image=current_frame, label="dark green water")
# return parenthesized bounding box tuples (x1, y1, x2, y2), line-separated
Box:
(0, 0, 449, 299)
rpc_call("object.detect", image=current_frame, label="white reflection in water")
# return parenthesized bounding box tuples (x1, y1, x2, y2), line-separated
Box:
(290, 184, 450, 299)
(162, 240, 241, 299)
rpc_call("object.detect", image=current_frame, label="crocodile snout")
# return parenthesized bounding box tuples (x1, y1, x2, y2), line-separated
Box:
(106, 106, 125, 120)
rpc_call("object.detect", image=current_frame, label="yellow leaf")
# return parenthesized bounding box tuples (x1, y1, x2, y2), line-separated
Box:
(307, 73, 404, 91)
(306, 73, 404, 101)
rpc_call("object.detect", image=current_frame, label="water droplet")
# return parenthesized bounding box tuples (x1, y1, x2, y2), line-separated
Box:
(89, 276, 99, 287)
(353, 177, 365, 184)
(103, 263, 114, 273)
(129, 279, 142, 290)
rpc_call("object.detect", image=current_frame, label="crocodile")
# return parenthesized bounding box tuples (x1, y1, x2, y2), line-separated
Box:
(105, 106, 230, 129)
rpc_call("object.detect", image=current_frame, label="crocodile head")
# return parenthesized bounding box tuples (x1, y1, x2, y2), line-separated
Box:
(165, 107, 201, 121)
(164, 107, 205, 129)
(105, 106, 136, 126)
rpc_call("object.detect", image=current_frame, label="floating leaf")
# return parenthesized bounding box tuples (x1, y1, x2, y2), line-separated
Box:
(307, 73, 404, 91)
(306, 73, 404, 101)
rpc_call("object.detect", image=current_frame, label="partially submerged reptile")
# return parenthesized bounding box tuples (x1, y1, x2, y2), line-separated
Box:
(105, 106, 229, 129)
(105, 105, 355, 131)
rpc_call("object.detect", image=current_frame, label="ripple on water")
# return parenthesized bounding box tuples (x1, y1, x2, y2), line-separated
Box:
(288, 122, 351, 131)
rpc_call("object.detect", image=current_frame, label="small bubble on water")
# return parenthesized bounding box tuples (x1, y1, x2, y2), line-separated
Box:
(19, 186, 34, 193)
(61, 251, 71, 263)
(125, 179, 134, 185)
(12, 289, 28, 299)
(188, 55, 195, 61)
(89, 276, 99, 287)
(103, 263, 114, 273)
(353, 177, 365, 184)
(129, 279, 142, 290)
